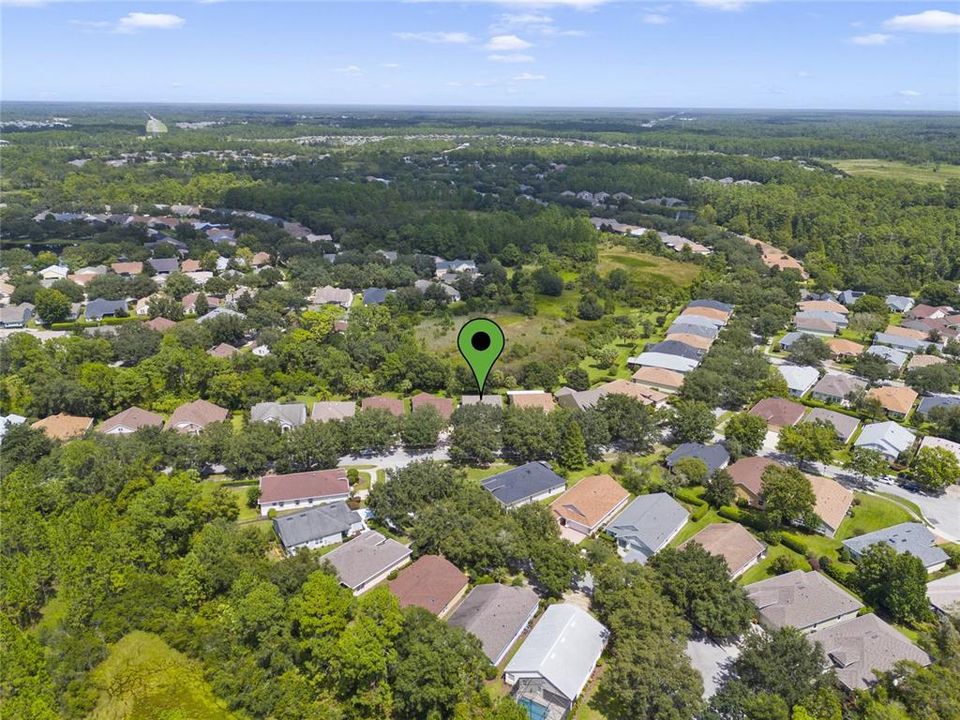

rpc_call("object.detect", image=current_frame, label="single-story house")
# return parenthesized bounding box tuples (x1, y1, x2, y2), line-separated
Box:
(749, 397, 806, 429)
(324, 530, 412, 595)
(362, 287, 390, 305)
(645, 340, 704, 361)
(38, 264, 69, 281)
(795, 310, 848, 328)
(550, 474, 630, 539)
(916, 393, 960, 417)
(778, 331, 810, 351)
(687, 299, 734, 315)
(0, 303, 34, 328)
(809, 613, 929, 691)
(181, 292, 219, 315)
(165, 399, 229, 434)
(679, 523, 765, 578)
(273, 501, 363, 552)
(885, 324, 929, 342)
(908, 304, 954, 321)
(665, 333, 713, 352)
(447, 583, 540, 665)
(854, 421, 916, 461)
(666, 442, 730, 476)
(804, 408, 861, 444)
(810, 373, 867, 406)
(626, 352, 699, 374)
(147, 258, 179, 275)
(885, 295, 915, 314)
(604, 492, 689, 564)
(927, 573, 960, 617)
(631, 366, 685, 393)
(388, 555, 469, 618)
(312, 285, 354, 309)
(778, 364, 820, 398)
(918, 435, 960, 464)
(111, 261, 143, 276)
(557, 380, 666, 412)
(409, 393, 454, 421)
(311, 401, 357, 423)
(207, 343, 238, 359)
(196, 307, 246, 324)
(507, 390, 556, 412)
(258, 468, 350, 516)
(865, 345, 909, 370)
(414, 279, 461, 302)
(907, 354, 947, 371)
(180, 259, 202, 273)
(798, 299, 848, 315)
(681, 306, 728, 324)
(504, 604, 608, 719)
(461, 394, 504, 407)
(873, 332, 930, 354)
(84, 298, 128, 322)
(826, 337, 865, 359)
(843, 522, 949, 572)
(145, 317, 177, 332)
(745, 570, 863, 633)
(481, 462, 567, 508)
(667, 322, 720, 340)
(250, 401, 308, 431)
(361, 395, 406, 417)
(794, 316, 838, 336)
(838, 290, 865, 306)
(807, 474, 854, 537)
(727, 456, 782, 507)
(97, 406, 164, 435)
(31, 413, 94, 441)
(866, 385, 918, 419)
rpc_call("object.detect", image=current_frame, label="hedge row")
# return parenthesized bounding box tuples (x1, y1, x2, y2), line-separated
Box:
(50, 315, 142, 330)
(674, 487, 708, 507)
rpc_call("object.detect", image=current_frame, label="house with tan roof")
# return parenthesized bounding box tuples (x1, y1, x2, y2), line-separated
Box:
(97, 406, 164, 435)
(826, 337, 865, 360)
(180, 259, 202, 273)
(866, 385, 918, 419)
(807, 474, 853, 537)
(885, 325, 929, 342)
(324, 530, 412, 595)
(388, 555, 469, 618)
(918, 435, 960, 464)
(507, 390, 556, 413)
(907, 354, 947, 371)
(665, 333, 713, 351)
(550, 475, 629, 541)
(258, 468, 350, 516)
(207, 342, 238, 359)
(681, 306, 729, 323)
(630, 366, 685, 393)
(409, 393, 454, 421)
(749, 397, 806, 429)
(31, 413, 93, 441)
(145, 316, 177, 332)
(745, 570, 863, 633)
(794, 316, 837, 336)
(312, 285, 354, 309)
(810, 373, 867, 406)
(727, 456, 782, 507)
(798, 300, 848, 315)
(311, 401, 357, 423)
(361, 395, 405, 417)
(165, 399, 229, 434)
(111, 261, 143, 276)
(680, 523, 766, 578)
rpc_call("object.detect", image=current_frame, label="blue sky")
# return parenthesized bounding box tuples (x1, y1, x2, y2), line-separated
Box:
(3, 1, 958, 110)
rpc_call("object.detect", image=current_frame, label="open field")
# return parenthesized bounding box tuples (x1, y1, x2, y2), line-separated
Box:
(597, 245, 702, 287)
(835, 492, 914, 541)
(829, 158, 960, 185)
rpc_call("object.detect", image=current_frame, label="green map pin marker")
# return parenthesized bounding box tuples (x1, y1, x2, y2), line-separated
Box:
(457, 318, 505, 398)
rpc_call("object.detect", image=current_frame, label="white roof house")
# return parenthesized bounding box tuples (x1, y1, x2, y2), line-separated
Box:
(854, 421, 917, 460)
(918, 435, 960, 464)
(777, 365, 820, 398)
(504, 604, 608, 712)
(627, 352, 699, 374)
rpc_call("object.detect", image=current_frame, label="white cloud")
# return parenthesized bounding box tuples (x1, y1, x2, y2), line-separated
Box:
(394, 31, 474, 44)
(381, 62, 401, 68)
(334, 65, 364, 75)
(117, 12, 185, 32)
(851, 33, 892, 45)
(643, 13, 669, 24)
(898, 89, 922, 97)
(486, 34, 533, 50)
(884, 10, 960, 34)
(491, 11, 584, 36)
(487, 53, 535, 62)
(797, 70, 812, 78)
(692, 0, 764, 12)
(446, 81, 464, 87)
(513, 72, 546, 81)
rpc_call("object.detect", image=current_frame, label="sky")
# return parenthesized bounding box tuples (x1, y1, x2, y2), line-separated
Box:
(2, 1, 958, 110)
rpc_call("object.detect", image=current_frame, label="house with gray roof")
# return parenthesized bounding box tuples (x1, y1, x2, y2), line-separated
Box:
(795, 310, 848, 328)
(481, 462, 566, 508)
(778, 364, 820, 397)
(627, 352, 699, 374)
(461, 394, 504, 407)
(0, 303, 34, 328)
(927, 572, 960, 617)
(147, 257, 179, 275)
(810, 613, 929, 691)
(778, 331, 812, 351)
(196, 307, 246, 324)
(745, 570, 863, 632)
(604, 493, 689, 564)
(323, 530, 412, 595)
(447, 584, 540, 665)
(843, 522, 949, 572)
(667, 322, 720, 339)
(688, 299, 734, 314)
(810, 373, 867, 406)
(675, 312, 725, 328)
(504, 604, 608, 718)
(885, 295, 915, 314)
(804, 408, 860, 444)
(645, 340, 704, 360)
(873, 332, 930, 353)
(865, 345, 909, 370)
(362, 287, 390, 305)
(854, 421, 916, 461)
(84, 298, 127, 321)
(666, 443, 730, 476)
(273, 501, 363, 553)
(250, 401, 307, 431)
(917, 394, 960, 417)
(838, 290, 865, 306)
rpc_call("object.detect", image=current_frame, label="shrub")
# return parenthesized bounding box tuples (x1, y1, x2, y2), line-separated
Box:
(781, 535, 808, 555)
(770, 554, 799, 575)
(691, 504, 709, 522)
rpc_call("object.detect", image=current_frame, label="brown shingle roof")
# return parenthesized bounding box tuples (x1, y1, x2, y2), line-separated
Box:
(31, 413, 93, 441)
(885, 325, 928, 341)
(97, 406, 164, 434)
(680, 523, 765, 577)
(311, 401, 357, 422)
(630, 366, 685, 390)
(388, 555, 469, 615)
(145, 317, 177, 332)
(180, 259, 202, 273)
(111, 261, 143, 275)
(798, 300, 848, 315)
(550, 474, 629, 532)
(207, 342, 238, 358)
(409, 393, 454, 420)
(361, 396, 405, 417)
(681, 306, 728, 322)
(826, 338, 865, 357)
(665, 333, 713, 351)
(867, 386, 918, 416)
(599, 379, 667, 406)
(727, 456, 782, 499)
(907, 354, 946, 371)
(807, 474, 853, 532)
(259, 468, 349, 505)
(165, 399, 229, 433)
(749, 397, 806, 428)
(508, 391, 556, 412)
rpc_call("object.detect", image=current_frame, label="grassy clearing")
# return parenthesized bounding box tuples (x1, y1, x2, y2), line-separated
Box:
(597, 245, 702, 287)
(670, 509, 724, 546)
(88, 631, 239, 720)
(835, 492, 914, 541)
(829, 158, 960, 186)
(738, 544, 811, 586)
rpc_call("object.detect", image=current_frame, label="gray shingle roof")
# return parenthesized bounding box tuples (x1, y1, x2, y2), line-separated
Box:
(745, 570, 863, 630)
(687, 299, 734, 314)
(645, 340, 703, 360)
(273, 502, 360, 550)
(865, 345, 909, 368)
(324, 530, 412, 591)
(362, 287, 390, 305)
(481, 462, 566, 507)
(666, 443, 730, 476)
(604, 493, 689, 562)
(842, 522, 949, 570)
(447, 583, 541, 664)
(804, 408, 860, 443)
(667, 322, 719, 339)
(85, 298, 127, 321)
(251, 401, 307, 427)
(854, 421, 916, 459)
(917, 394, 960, 417)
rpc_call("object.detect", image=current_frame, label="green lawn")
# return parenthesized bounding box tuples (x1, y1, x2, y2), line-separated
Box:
(669, 509, 724, 546)
(463, 462, 516, 484)
(835, 492, 914, 541)
(738, 544, 811, 586)
(596, 245, 702, 287)
(828, 158, 960, 186)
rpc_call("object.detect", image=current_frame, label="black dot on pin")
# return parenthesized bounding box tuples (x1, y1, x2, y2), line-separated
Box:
(471, 331, 491, 351)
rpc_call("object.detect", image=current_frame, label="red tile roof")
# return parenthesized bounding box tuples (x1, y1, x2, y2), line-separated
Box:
(388, 555, 468, 615)
(259, 468, 349, 504)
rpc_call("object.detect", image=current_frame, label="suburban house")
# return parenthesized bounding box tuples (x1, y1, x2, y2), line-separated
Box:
(182, 292, 220, 315)
(147, 258, 179, 275)
(31, 413, 94, 441)
(388, 555, 469, 618)
(38, 264, 69, 281)
(798, 300, 848, 315)
(258, 468, 350, 516)
(727, 456, 782, 507)
(272, 501, 363, 553)
(807, 474, 854, 537)
(165, 399, 229, 434)
(907, 354, 947, 371)
(665, 332, 713, 352)
(461, 394, 504, 407)
(794, 317, 837, 336)
(311, 285, 354, 309)
(908, 304, 954, 321)
(362, 287, 390, 305)
(873, 332, 930, 354)
(810, 373, 867, 406)
(854, 421, 917, 460)
(311, 401, 357, 423)
(667, 321, 719, 339)
(97, 406, 164, 435)
(809, 613, 929, 691)
(84, 298, 128, 322)
(556, 380, 667, 412)
(604, 492, 689, 563)
(679, 522, 766, 578)
(145, 317, 176, 332)
(507, 390, 557, 412)
(0, 303, 35, 328)
(843, 522, 949, 572)
(749, 397, 806, 429)
(803, 408, 860, 444)
(666, 443, 730, 476)
(680, 306, 728, 324)
(196, 307, 246, 325)
(778, 365, 820, 398)
(504, 604, 608, 720)
(361, 395, 406, 417)
(927, 573, 960, 617)
(207, 343, 238, 359)
(645, 340, 704, 361)
(250, 401, 308, 431)
(409, 393, 454, 421)
(918, 435, 960, 463)
(865, 345, 909, 371)
(795, 310, 848, 328)
(778, 331, 809, 352)
(885, 295, 915, 314)
(745, 570, 863, 632)
(826, 337, 865, 359)
(917, 394, 960, 417)
(626, 352, 699, 374)
(687, 299, 734, 316)
(885, 324, 929, 341)
(481, 462, 567, 508)
(866, 385, 918, 419)
(550, 474, 630, 540)
(631, 366, 685, 393)
(447, 584, 540, 665)
(324, 530, 412, 595)
(838, 290, 865, 306)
